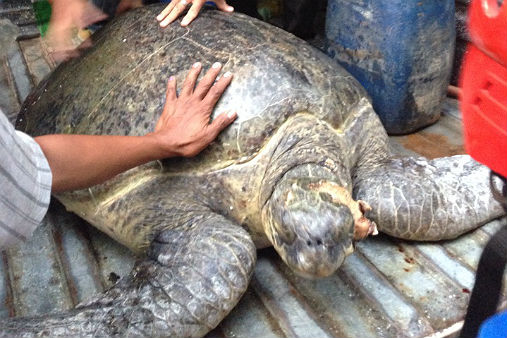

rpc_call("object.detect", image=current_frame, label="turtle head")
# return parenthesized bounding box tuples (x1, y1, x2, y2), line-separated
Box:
(263, 179, 375, 278)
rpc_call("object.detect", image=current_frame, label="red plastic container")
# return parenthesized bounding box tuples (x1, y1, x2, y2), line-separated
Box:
(459, 0, 507, 177)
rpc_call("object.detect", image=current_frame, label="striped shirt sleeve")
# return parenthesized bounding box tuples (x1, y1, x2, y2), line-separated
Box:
(0, 110, 52, 248)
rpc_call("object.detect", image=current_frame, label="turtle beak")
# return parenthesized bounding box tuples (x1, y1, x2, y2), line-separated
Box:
(353, 218, 378, 240)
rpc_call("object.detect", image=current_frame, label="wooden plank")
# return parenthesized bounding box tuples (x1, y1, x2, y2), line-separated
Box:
(18, 38, 51, 85)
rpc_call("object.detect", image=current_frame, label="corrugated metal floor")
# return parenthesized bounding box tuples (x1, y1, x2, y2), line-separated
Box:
(0, 3, 505, 337)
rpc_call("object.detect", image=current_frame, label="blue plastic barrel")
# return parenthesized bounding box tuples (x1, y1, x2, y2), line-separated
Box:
(325, 0, 455, 134)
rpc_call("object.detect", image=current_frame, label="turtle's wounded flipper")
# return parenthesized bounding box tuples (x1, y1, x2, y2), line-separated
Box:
(0, 214, 256, 338)
(353, 155, 505, 241)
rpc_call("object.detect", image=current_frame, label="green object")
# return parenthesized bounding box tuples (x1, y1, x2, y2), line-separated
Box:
(32, 0, 52, 37)
(257, 0, 282, 21)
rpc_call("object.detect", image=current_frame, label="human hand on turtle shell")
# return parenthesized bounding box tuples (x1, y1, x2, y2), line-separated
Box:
(153, 61, 237, 157)
(156, 0, 234, 27)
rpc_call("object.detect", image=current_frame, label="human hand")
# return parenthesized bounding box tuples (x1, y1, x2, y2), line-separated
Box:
(156, 0, 234, 27)
(152, 62, 237, 157)
(46, 0, 107, 61)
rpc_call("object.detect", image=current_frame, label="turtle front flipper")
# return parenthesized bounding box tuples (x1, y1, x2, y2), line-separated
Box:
(0, 214, 256, 338)
(353, 155, 505, 241)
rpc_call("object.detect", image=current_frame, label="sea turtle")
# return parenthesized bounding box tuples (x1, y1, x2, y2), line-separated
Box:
(3, 4, 503, 337)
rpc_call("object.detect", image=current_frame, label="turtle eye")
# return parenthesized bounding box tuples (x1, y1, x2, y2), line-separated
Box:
(277, 210, 296, 243)
(319, 191, 334, 203)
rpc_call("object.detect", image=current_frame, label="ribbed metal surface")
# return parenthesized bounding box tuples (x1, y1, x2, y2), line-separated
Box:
(0, 6, 505, 337)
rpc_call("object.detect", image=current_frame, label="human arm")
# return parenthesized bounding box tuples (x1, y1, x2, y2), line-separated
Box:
(35, 62, 236, 193)
(156, 0, 234, 27)
(46, 0, 107, 61)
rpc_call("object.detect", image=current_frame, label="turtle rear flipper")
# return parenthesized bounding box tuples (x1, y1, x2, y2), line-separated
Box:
(353, 155, 505, 241)
(0, 214, 256, 338)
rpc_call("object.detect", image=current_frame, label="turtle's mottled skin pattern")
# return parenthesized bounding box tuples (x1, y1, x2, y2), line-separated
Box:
(4, 4, 503, 337)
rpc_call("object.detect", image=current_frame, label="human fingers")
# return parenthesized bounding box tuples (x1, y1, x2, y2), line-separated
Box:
(159, 0, 189, 28)
(205, 111, 237, 142)
(76, 2, 108, 29)
(180, 62, 202, 97)
(202, 71, 233, 107)
(50, 48, 80, 62)
(77, 37, 93, 49)
(164, 75, 178, 109)
(156, 1, 177, 22)
(183, 111, 236, 157)
(214, 0, 234, 13)
(45, 26, 79, 62)
(193, 62, 222, 99)
(180, 0, 205, 26)
(155, 76, 177, 131)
